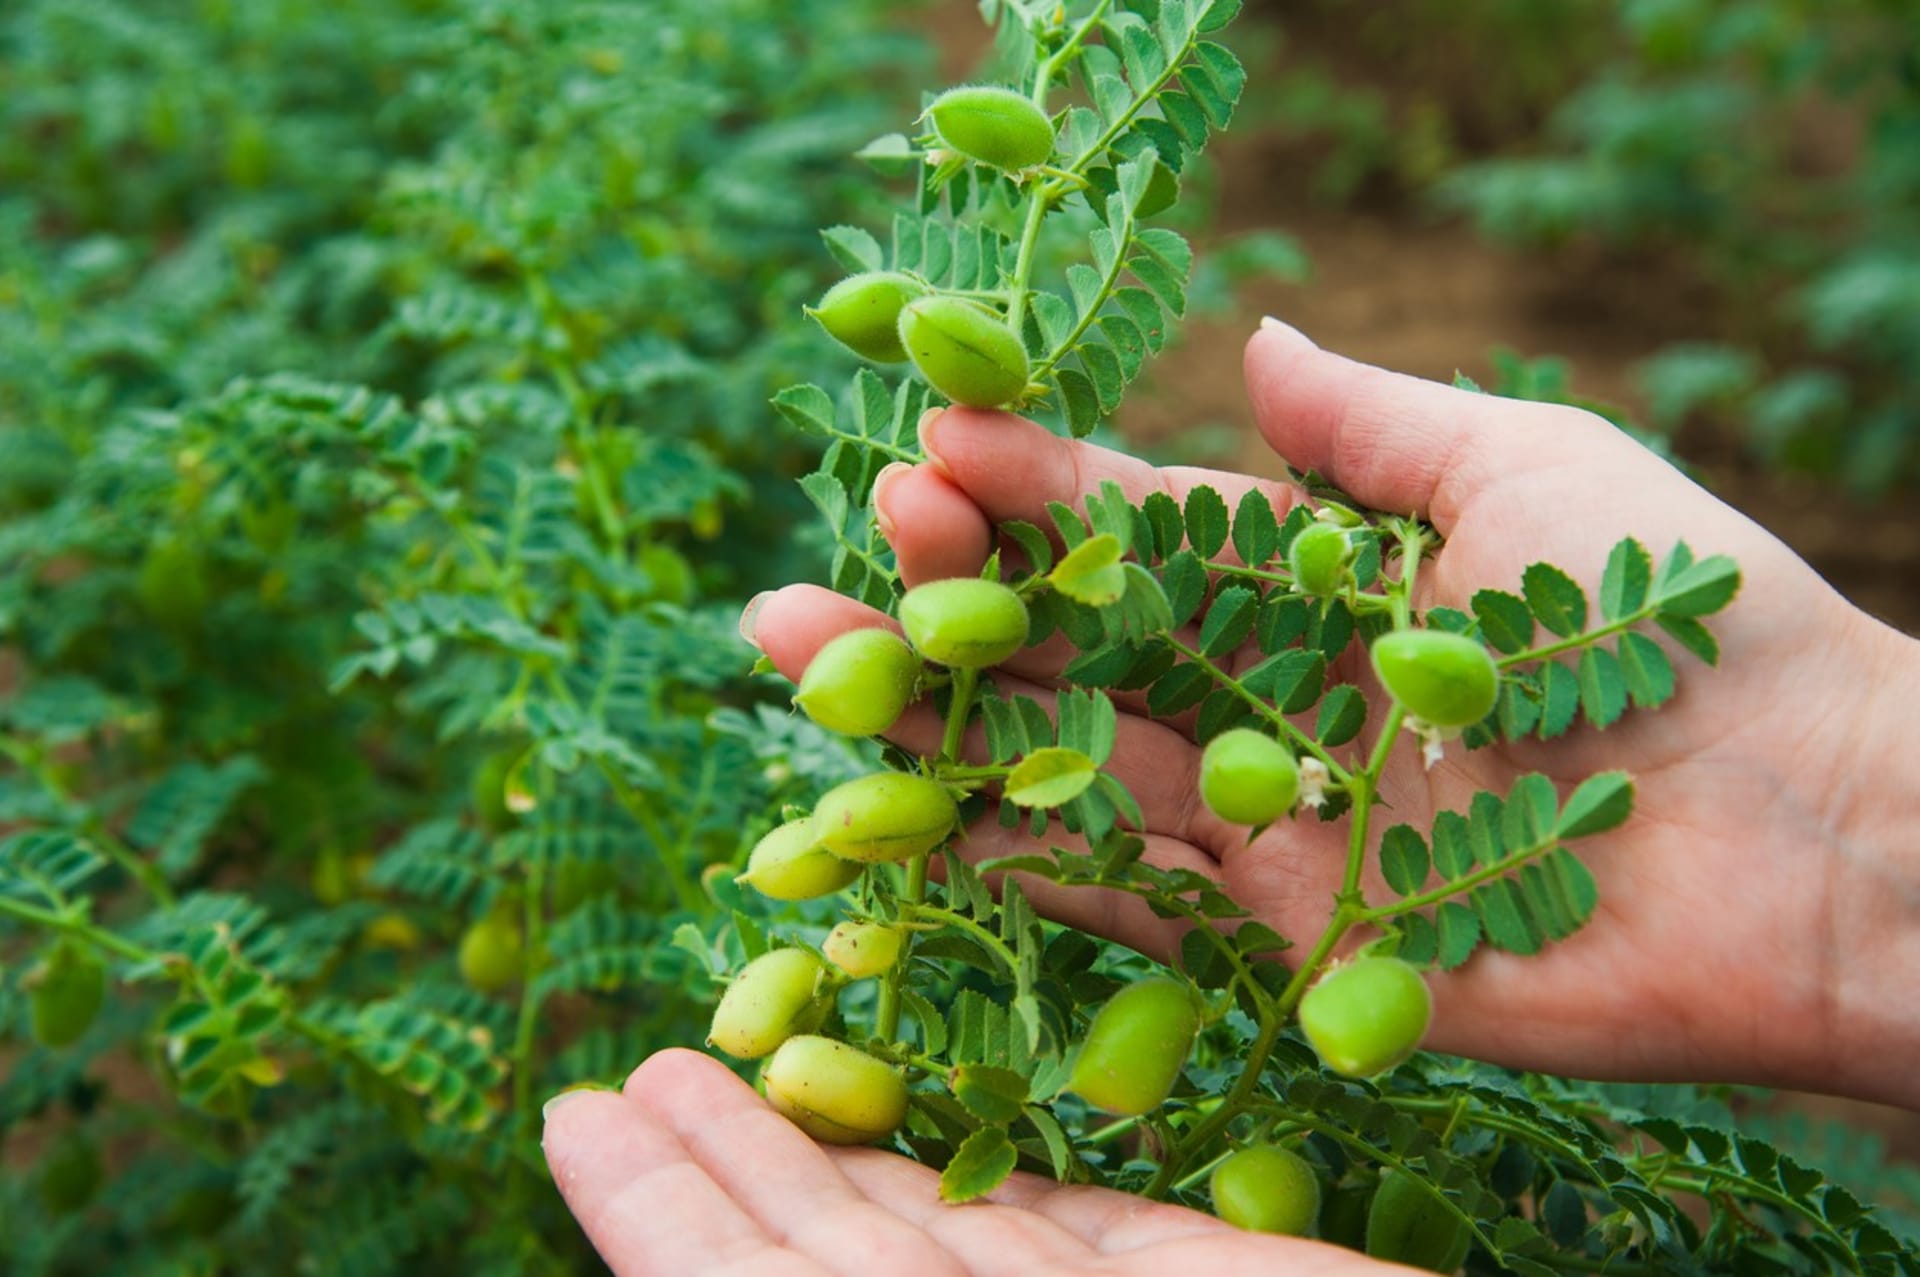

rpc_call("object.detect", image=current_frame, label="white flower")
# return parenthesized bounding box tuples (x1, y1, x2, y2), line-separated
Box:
(1298, 757, 1331, 810)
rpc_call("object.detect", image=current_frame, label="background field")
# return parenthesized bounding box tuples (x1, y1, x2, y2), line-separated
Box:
(2, 0, 1915, 1271)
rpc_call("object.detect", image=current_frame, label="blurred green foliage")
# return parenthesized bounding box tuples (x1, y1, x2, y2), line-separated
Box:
(0, 0, 918, 1272)
(1257, 0, 1919, 492)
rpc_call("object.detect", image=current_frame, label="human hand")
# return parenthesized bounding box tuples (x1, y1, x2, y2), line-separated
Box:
(542, 1048, 1385, 1277)
(744, 320, 1920, 1109)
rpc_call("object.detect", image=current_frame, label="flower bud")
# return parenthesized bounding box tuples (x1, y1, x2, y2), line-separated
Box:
(1288, 522, 1355, 598)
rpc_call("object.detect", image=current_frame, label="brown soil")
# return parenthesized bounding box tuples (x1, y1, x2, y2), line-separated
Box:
(1120, 137, 1920, 637)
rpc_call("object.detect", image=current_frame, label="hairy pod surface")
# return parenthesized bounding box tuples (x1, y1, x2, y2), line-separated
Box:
(29, 942, 107, 1049)
(1366, 1170, 1473, 1273)
(812, 772, 959, 863)
(898, 577, 1030, 669)
(1299, 956, 1432, 1078)
(823, 921, 903, 979)
(807, 271, 928, 363)
(737, 818, 862, 901)
(926, 85, 1055, 170)
(1199, 728, 1300, 826)
(457, 913, 524, 993)
(793, 627, 921, 737)
(896, 296, 1031, 408)
(708, 947, 830, 1060)
(1068, 977, 1199, 1116)
(1369, 630, 1500, 728)
(763, 1035, 909, 1145)
(1289, 522, 1356, 598)
(1211, 1145, 1323, 1236)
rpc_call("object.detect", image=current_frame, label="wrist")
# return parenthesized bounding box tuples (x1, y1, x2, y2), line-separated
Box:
(1817, 613, 1920, 1109)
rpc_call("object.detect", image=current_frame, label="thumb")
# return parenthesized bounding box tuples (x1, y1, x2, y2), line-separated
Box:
(1243, 318, 1624, 531)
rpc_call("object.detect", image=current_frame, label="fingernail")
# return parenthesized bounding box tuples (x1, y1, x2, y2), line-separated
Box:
(1260, 315, 1316, 346)
(738, 591, 773, 650)
(917, 410, 956, 478)
(543, 1088, 593, 1122)
(871, 462, 911, 544)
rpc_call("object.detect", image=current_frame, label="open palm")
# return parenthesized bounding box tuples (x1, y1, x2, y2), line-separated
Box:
(747, 322, 1915, 1107)
(544, 1049, 1383, 1277)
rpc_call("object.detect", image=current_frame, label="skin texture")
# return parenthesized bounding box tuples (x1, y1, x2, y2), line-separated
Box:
(550, 322, 1920, 1275)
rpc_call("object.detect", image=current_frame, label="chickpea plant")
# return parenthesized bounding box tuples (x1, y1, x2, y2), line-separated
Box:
(718, 2, 1920, 1274)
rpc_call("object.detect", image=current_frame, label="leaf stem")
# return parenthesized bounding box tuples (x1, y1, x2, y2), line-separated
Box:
(1498, 609, 1655, 668)
(1161, 636, 1351, 785)
(880, 666, 979, 1044)
(1357, 831, 1560, 923)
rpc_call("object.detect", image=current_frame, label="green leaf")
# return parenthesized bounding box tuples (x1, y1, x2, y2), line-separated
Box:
(1473, 879, 1540, 954)
(1231, 488, 1280, 568)
(1049, 533, 1128, 606)
(1002, 521, 1054, 575)
(1242, 649, 1323, 712)
(1183, 485, 1229, 558)
(1616, 632, 1675, 708)
(1576, 647, 1627, 729)
(951, 1064, 1030, 1124)
(1148, 662, 1212, 716)
(1502, 774, 1558, 850)
(1160, 550, 1208, 627)
(1556, 772, 1634, 839)
(821, 225, 884, 273)
(1600, 538, 1652, 621)
(1434, 902, 1481, 969)
(1521, 563, 1587, 638)
(1141, 490, 1184, 559)
(940, 1126, 1019, 1204)
(1655, 553, 1741, 618)
(1380, 824, 1430, 896)
(1656, 614, 1720, 666)
(1430, 810, 1473, 879)
(1537, 662, 1580, 739)
(1198, 585, 1258, 657)
(1005, 748, 1099, 809)
(1314, 684, 1366, 747)
(1472, 590, 1535, 655)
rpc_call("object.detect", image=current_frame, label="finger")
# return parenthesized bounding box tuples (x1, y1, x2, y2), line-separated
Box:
(920, 409, 1303, 563)
(826, 1148, 1095, 1274)
(623, 1050, 958, 1276)
(1243, 318, 1625, 533)
(542, 1081, 804, 1276)
(873, 460, 993, 588)
(979, 1172, 1234, 1253)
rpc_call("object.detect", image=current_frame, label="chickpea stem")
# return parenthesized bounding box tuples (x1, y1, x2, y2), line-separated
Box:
(1161, 636, 1352, 785)
(879, 665, 979, 1045)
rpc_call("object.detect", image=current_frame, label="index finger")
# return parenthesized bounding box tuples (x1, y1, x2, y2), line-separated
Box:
(917, 408, 1303, 563)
